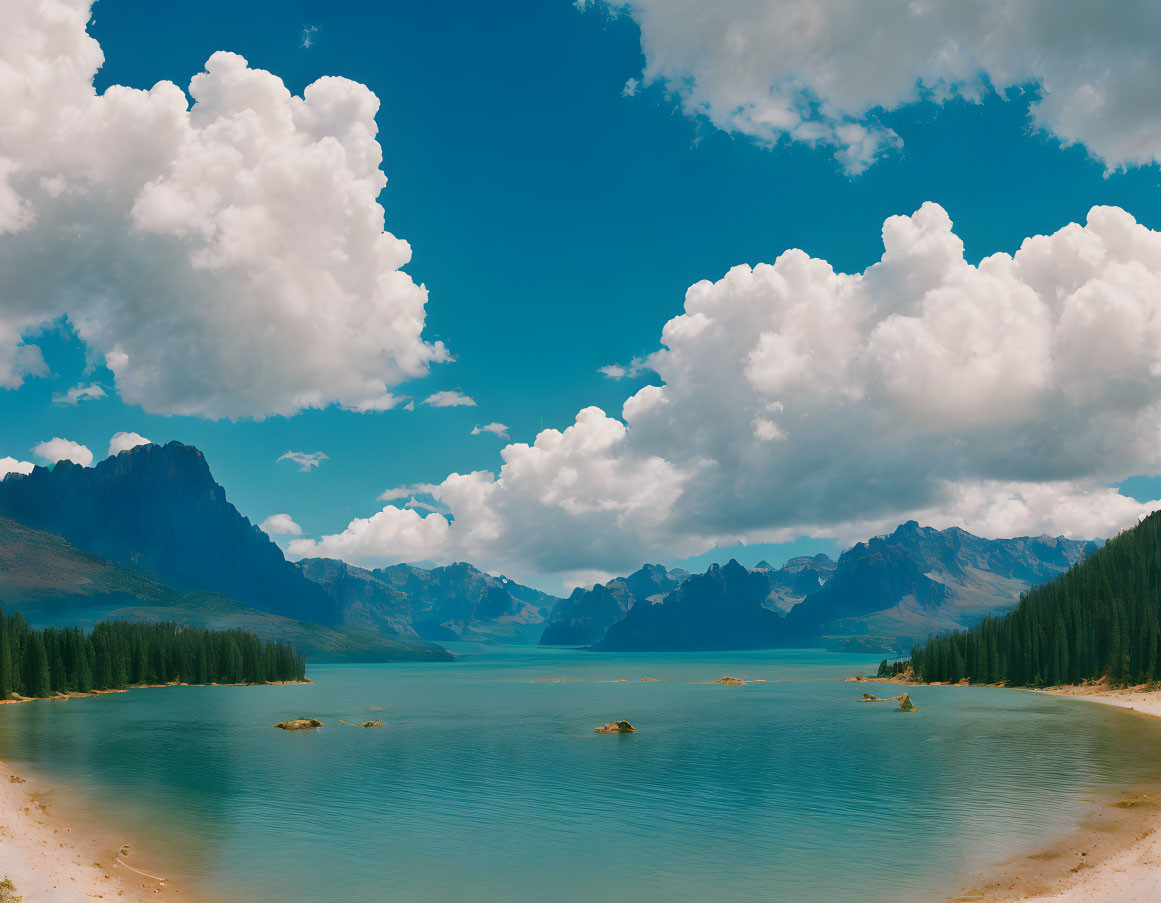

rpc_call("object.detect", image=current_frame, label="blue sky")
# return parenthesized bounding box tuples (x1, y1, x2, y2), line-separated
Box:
(6, 1, 1161, 591)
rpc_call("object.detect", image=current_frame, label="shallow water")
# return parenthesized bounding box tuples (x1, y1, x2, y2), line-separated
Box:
(4, 645, 1161, 903)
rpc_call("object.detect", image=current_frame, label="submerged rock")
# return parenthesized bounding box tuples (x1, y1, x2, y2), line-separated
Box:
(275, 718, 324, 730)
(361, 720, 384, 727)
(898, 694, 917, 713)
(716, 675, 747, 686)
(594, 720, 636, 733)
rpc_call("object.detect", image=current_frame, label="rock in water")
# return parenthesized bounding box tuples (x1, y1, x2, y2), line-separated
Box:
(275, 718, 324, 730)
(716, 675, 747, 685)
(594, 721, 636, 733)
(898, 694, 917, 713)
(361, 720, 384, 727)
(863, 692, 883, 701)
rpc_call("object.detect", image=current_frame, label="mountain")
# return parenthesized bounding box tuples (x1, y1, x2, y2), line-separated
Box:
(911, 511, 1161, 687)
(297, 558, 418, 639)
(540, 564, 689, 646)
(754, 554, 837, 611)
(0, 442, 339, 626)
(594, 560, 783, 651)
(299, 559, 558, 643)
(782, 522, 1096, 652)
(0, 516, 452, 662)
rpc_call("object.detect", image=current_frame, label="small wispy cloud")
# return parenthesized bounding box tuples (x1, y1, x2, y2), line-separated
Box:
(598, 356, 651, 380)
(260, 513, 304, 536)
(380, 482, 441, 503)
(423, 390, 477, 408)
(277, 450, 328, 472)
(52, 382, 107, 405)
(347, 393, 406, 413)
(471, 422, 510, 440)
(301, 25, 319, 48)
(622, 77, 639, 98)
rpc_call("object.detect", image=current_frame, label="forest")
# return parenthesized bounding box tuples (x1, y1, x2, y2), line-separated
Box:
(0, 605, 306, 699)
(905, 510, 1161, 687)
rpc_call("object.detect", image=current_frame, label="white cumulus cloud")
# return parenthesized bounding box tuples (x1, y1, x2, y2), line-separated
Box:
(278, 450, 327, 472)
(33, 437, 93, 467)
(260, 513, 304, 536)
(471, 422, 510, 440)
(424, 390, 476, 408)
(0, 456, 34, 480)
(108, 431, 152, 457)
(296, 204, 1161, 579)
(0, 0, 446, 419)
(580, 0, 1161, 173)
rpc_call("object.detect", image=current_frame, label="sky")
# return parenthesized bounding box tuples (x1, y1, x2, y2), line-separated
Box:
(5, 1, 1161, 592)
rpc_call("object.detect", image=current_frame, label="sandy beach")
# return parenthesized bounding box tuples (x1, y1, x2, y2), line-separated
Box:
(947, 685, 1161, 903)
(0, 756, 187, 903)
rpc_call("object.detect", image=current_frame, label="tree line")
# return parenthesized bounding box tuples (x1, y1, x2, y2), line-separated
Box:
(0, 605, 306, 699)
(903, 511, 1161, 687)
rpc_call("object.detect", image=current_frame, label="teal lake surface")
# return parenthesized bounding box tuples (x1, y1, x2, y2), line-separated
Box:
(5, 645, 1161, 902)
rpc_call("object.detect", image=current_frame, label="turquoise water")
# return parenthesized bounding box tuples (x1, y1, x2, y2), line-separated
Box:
(5, 646, 1161, 903)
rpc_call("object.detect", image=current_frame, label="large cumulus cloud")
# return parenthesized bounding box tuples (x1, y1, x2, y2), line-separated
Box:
(580, 0, 1161, 173)
(0, 0, 444, 418)
(292, 204, 1161, 580)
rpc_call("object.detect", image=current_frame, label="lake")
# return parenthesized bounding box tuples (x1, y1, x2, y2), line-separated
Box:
(4, 645, 1161, 902)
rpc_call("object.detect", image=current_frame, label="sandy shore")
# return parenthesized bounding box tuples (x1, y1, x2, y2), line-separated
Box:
(0, 756, 192, 902)
(947, 684, 1161, 903)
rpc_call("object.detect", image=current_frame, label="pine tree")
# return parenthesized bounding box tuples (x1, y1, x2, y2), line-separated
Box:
(0, 605, 11, 700)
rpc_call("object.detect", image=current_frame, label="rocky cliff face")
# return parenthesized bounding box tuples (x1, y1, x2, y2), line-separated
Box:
(594, 560, 784, 651)
(540, 563, 688, 645)
(0, 442, 340, 625)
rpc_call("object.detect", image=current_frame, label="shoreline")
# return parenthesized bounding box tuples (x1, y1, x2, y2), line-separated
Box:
(0, 755, 208, 903)
(0, 677, 313, 707)
(0, 680, 310, 902)
(924, 681, 1161, 903)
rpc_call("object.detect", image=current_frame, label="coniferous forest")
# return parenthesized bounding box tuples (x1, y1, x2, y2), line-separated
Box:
(0, 605, 306, 699)
(907, 511, 1161, 687)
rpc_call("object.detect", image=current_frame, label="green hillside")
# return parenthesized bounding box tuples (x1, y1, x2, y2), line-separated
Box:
(909, 511, 1161, 686)
(0, 517, 453, 663)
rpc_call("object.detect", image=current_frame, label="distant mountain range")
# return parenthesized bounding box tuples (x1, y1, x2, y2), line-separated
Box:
(298, 558, 555, 644)
(573, 524, 1093, 653)
(0, 516, 451, 662)
(0, 442, 1099, 657)
(781, 521, 1096, 651)
(540, 563, 690, 646)
(0, 442, 555, 657)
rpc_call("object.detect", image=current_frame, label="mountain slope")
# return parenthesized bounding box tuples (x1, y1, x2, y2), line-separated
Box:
(298, 559, 558, 643)
(911, 511, 1161, 687)
(371, 562, 556, 642)
(594, 560, 783, 651)
(297, 558, 418, 639)
(783, 522, 1096, 651)
(0, 442, 339, 625)
(0, 516, 451, 663)
(540, 564, 688, 646)
(755, 554, 837, 612)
